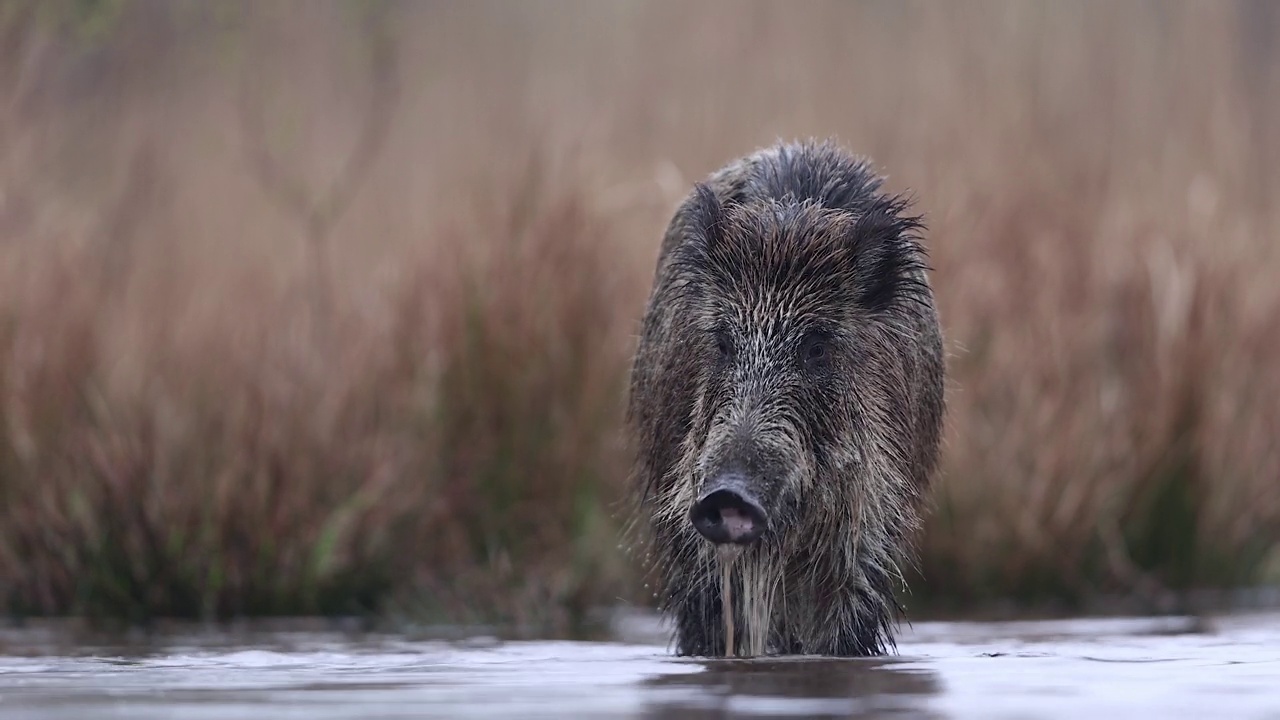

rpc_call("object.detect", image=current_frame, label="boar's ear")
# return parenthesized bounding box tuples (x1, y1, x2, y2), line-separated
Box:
(847, 196, 929, 312)
(686, 182, 727, 252)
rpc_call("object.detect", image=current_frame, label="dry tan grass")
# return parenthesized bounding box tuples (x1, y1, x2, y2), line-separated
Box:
(0, 0, 1277, 627)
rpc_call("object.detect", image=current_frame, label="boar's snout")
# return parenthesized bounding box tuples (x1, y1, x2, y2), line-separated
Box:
(689, 474, 769, 545)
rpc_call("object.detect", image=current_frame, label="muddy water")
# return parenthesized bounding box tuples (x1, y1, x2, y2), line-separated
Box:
(1, 612, 1278, 719)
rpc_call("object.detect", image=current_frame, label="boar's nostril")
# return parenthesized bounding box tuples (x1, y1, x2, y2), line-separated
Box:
(689, 488, 768, 545)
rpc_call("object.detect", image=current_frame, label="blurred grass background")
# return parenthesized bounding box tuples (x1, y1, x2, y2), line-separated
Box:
(1, 0, 1278, 634)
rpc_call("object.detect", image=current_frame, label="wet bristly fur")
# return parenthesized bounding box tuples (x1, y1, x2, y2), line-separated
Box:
(623, 139, 945, 657)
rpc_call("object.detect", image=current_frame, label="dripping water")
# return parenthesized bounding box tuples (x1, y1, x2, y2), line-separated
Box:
(717, 545, 742, 656)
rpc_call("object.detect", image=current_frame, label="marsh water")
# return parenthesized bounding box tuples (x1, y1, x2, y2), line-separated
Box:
(1, 610, 1279, 719)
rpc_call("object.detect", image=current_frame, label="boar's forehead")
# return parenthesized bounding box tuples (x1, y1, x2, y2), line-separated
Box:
(702, 204, 858, 326)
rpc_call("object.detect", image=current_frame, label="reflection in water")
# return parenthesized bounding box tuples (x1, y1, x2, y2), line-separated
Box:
(0, 612, 1278, 719)
(642, 656, 942, 719)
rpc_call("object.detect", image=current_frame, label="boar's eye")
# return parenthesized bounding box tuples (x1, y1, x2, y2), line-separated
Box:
(713, 328, 735, 363)
(800, 331, 831, 373)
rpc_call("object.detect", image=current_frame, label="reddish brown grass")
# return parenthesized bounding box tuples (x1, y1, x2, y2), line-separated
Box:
(0, 0, 1277, 627)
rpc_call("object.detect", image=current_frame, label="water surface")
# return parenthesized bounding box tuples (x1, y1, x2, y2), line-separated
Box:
(1, 611, 1278, 718)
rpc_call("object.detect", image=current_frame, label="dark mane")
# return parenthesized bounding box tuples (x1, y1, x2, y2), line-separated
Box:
(704, 140, 932, 314)
(736, 140, 887, 215)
